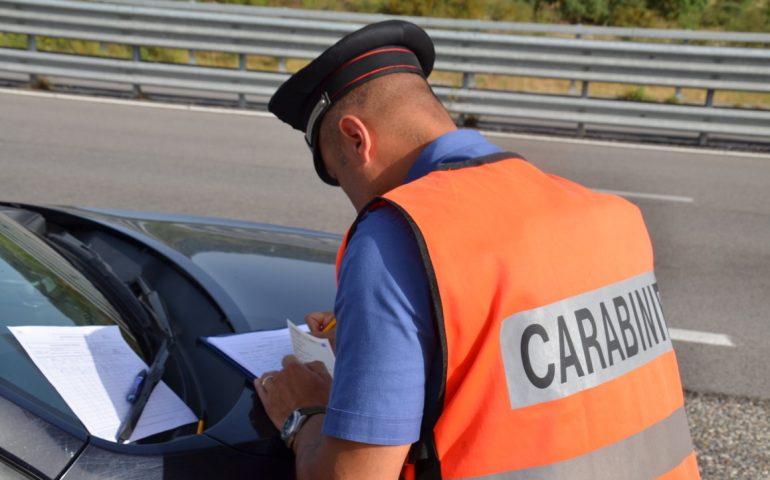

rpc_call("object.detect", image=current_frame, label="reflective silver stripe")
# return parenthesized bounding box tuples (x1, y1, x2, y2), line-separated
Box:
(465, 407, 694, 480)
(304, 91, 330, 147)
(500, 271, 673, 409)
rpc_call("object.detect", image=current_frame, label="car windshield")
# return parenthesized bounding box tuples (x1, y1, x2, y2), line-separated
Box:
(0, 213, 128, 423)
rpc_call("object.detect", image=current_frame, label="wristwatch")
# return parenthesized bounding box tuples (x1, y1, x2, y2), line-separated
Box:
(280, 406, 326, 448)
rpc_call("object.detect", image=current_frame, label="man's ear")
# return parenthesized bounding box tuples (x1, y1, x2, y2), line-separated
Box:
(338, 115, 373, 166)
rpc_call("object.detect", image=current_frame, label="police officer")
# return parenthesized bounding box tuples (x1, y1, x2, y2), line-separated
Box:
(257, 20, 699, 480)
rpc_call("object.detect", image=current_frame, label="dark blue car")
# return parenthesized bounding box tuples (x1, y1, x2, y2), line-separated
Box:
(0, 202, 339, 479)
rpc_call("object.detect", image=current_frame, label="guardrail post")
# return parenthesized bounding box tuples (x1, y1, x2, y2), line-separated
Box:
(576, 80, 590, 137)
(676, 40, 688, 101)
(569, 34, 582, 94)
(278, 57, 287, 73)
(132, 46, 142, 98)
(699, 89, 715, 145)
(27, 35, 38, 86)
(462, 72, 475, 89)
(189, 50, 196, 65)
(238, 53, 247, 108)
(457, 72, 476, 125)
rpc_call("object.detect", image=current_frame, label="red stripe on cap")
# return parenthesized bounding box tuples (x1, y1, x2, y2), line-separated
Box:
(330, 64, 420, 100)
(339, 47, 414, 70)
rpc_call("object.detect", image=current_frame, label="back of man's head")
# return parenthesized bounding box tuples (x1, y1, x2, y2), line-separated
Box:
(319, 73, 454, 160)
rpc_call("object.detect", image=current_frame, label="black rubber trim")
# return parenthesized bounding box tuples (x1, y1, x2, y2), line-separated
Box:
(341, 198, 383, 252)
(379, 199, 448, 405)
(381, 199, 446, 480)
(349, 197, 448, 405)
(343, 197, 446, 479)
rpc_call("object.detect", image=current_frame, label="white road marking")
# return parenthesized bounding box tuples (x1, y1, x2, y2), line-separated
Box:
(669, 328, 735, 347)
(595, 189, 694, 203)
(0, 87, 274, 118)
(2, 87, 770, 161)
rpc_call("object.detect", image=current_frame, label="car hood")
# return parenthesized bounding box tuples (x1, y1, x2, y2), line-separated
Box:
(55, 207, 341, 332)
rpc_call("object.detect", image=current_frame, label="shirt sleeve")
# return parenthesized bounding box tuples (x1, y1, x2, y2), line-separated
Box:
(321, 206, 436, 446)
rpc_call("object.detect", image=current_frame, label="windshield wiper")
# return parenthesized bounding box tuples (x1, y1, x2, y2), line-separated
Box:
(45, 232, 155, 352)
(116, 277, 177, 443)
(45, 232, 187, 443)
(133, 277, 174, 340)
(116, 335, 173, 443)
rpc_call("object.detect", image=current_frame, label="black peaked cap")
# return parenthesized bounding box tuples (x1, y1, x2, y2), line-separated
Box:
(268, 20, 435, 186)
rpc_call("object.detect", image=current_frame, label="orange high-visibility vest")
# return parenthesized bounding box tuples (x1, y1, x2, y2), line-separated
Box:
(336, 153, 699, 479)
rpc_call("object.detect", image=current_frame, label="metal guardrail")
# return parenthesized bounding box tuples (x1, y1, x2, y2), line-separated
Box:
(1, 0, 769, 144)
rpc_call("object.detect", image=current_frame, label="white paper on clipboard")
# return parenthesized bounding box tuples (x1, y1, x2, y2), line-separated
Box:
(287, 319, 335, 377)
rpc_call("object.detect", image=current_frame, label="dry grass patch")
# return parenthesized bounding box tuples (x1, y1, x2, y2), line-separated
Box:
(36, 37, 132, 59)
(246, 55, 280, 71)
(714, 90, 770, 109)
(475, 74, 574, 95)
(286, 58, 311, 73)
(428, 71, 464, 87)
(139, 46, 187, 64)
(194, 51, 240, 68)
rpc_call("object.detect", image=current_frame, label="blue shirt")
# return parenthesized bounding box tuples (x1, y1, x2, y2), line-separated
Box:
(322, 129, 502, 445)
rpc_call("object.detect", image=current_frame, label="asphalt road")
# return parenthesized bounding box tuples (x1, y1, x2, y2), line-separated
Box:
(1, 88, 769, 402)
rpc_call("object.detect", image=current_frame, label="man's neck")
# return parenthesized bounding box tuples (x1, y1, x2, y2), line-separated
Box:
(352, 122, 457, 212)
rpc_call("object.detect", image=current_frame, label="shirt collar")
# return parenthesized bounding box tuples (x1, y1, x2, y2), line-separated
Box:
(404, 129, 501, 184)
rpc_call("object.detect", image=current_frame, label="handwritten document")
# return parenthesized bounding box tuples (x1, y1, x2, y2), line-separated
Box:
(203, 321, 335, 379)
(8, 325, 197, 443)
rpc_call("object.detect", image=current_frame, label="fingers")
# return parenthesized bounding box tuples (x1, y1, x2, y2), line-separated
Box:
(305, 360, 332, 378)
(282, 354, 300, 369)
(254, 371, 287, 430)
(254, 376, 268, 406)
(255, 369, 280, 400)
(305, 311, 334, 333)
(280, 356, 331, 379)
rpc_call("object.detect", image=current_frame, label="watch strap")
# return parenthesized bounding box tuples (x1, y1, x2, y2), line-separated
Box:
(297, 406, 326, 417)
(283, 405, 326, 449)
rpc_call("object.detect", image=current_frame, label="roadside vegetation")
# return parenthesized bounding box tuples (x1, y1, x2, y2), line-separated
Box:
(209, 0, 770, 32)
(1, 0, 768, 108)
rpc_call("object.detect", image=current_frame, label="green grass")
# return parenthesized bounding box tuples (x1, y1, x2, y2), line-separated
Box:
(203, 0, 770, 34)
(619, 87, 657, 103)
(0, 33, 26, 49)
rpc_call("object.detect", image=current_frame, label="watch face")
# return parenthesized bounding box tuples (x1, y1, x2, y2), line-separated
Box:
(281, 410, 301, 441)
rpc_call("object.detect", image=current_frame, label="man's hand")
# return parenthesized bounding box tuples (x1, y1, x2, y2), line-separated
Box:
(305, 310, 337, 351)
(255, 355, 332, 430)
(254, 330, 410, 480)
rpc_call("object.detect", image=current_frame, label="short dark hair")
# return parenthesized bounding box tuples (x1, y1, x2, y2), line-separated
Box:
(318, 73, 448, 156)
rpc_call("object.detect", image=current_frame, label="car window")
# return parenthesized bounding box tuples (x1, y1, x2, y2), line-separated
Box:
(0, 213, 125, 423)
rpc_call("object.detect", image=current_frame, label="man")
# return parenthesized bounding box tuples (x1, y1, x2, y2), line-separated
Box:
(258, 20, 699, 480)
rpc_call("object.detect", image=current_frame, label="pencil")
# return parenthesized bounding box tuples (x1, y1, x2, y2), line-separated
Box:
(321, 316, 337, 333)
